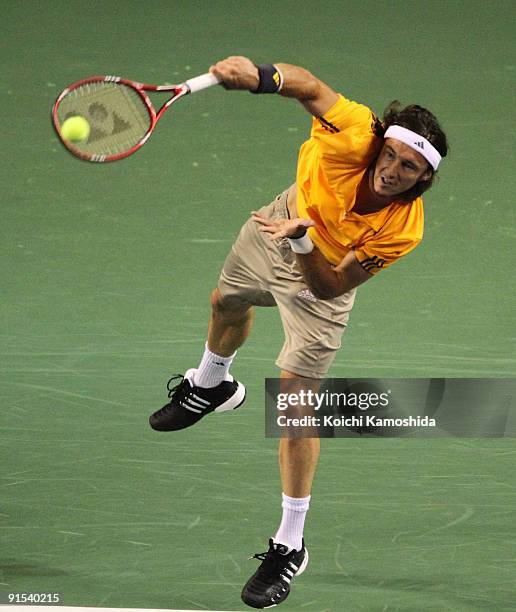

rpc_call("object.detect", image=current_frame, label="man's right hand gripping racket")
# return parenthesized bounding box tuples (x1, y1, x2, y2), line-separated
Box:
(52, 72, 220, 162)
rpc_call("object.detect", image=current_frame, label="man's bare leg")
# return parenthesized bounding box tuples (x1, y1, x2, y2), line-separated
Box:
(207, 288, 254, 356)
(191, 288, 254, 389)
(278, 369, 321, 497)
(274, 370, 321, 551)
(148, 288, 252, 430)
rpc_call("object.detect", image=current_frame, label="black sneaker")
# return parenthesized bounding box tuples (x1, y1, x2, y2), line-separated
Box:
(241, 539, 309, 609)
(149, 368, 246, 431)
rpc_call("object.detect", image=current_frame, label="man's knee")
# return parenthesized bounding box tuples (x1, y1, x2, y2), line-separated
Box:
(210, 288, 252, 319)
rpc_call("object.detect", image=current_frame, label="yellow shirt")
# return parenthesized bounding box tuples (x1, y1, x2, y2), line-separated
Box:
(296, 95, 424, 274)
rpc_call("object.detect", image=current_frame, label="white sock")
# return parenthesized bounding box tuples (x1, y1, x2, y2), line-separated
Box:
(273, 493, 311, 551)
(193, 342, 236, 388)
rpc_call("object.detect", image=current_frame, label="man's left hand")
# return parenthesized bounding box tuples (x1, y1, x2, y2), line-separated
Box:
(251, 212, 315, 240)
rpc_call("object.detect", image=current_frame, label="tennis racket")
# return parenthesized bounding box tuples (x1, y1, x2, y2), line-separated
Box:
(52, 72, 220, 162)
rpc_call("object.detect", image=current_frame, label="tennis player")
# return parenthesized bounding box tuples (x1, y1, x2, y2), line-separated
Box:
(149, 56, 448, 609)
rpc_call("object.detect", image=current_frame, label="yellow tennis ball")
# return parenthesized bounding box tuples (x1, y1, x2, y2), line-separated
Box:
(61, 116, 91, 143)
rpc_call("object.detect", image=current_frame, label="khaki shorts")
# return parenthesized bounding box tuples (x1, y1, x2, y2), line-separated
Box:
(218, 190, 356, 378)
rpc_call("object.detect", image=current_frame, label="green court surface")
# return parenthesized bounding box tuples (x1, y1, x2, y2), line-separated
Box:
(2, 1, 515, 611)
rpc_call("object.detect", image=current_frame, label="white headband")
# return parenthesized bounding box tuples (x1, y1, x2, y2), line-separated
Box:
(384, 125, 442, 170)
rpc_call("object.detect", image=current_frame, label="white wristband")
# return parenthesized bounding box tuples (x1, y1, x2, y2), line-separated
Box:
(288, 233, 314, 254)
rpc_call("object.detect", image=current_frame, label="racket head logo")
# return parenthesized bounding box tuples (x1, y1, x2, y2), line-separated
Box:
(51, 76, 183, 162)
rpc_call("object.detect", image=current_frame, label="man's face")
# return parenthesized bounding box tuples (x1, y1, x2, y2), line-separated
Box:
(372, 138, 432, 198)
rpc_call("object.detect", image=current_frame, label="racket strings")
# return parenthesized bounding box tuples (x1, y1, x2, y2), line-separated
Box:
(56, 82, 151, 156)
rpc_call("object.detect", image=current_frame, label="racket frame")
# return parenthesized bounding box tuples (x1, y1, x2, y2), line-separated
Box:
(52, 75, 209, 162)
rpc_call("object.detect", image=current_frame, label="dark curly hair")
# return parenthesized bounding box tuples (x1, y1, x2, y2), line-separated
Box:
(373, 101, 448, 201)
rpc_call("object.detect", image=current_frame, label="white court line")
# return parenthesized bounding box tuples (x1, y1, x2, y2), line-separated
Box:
(0, 608, 242, 612)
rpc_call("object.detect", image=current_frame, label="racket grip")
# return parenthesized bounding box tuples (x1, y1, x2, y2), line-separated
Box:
(185, 72, 220, 94)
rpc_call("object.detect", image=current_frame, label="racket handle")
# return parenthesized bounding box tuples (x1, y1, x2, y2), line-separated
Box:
(185, 72, 220, 94)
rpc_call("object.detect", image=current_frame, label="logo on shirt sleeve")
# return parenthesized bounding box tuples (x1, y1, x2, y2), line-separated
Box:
(359, 255, 386, 273)
(318, 116, 340, 133)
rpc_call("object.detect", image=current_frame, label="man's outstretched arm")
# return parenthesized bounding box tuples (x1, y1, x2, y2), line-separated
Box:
(209, 56, 339, 117)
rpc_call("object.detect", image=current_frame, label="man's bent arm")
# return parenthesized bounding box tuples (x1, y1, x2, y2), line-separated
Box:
(251, 212, 372, 299)
(295, 249, 372, 299)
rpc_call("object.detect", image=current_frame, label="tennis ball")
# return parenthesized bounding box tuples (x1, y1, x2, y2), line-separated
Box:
(61, 116, 91, 143)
